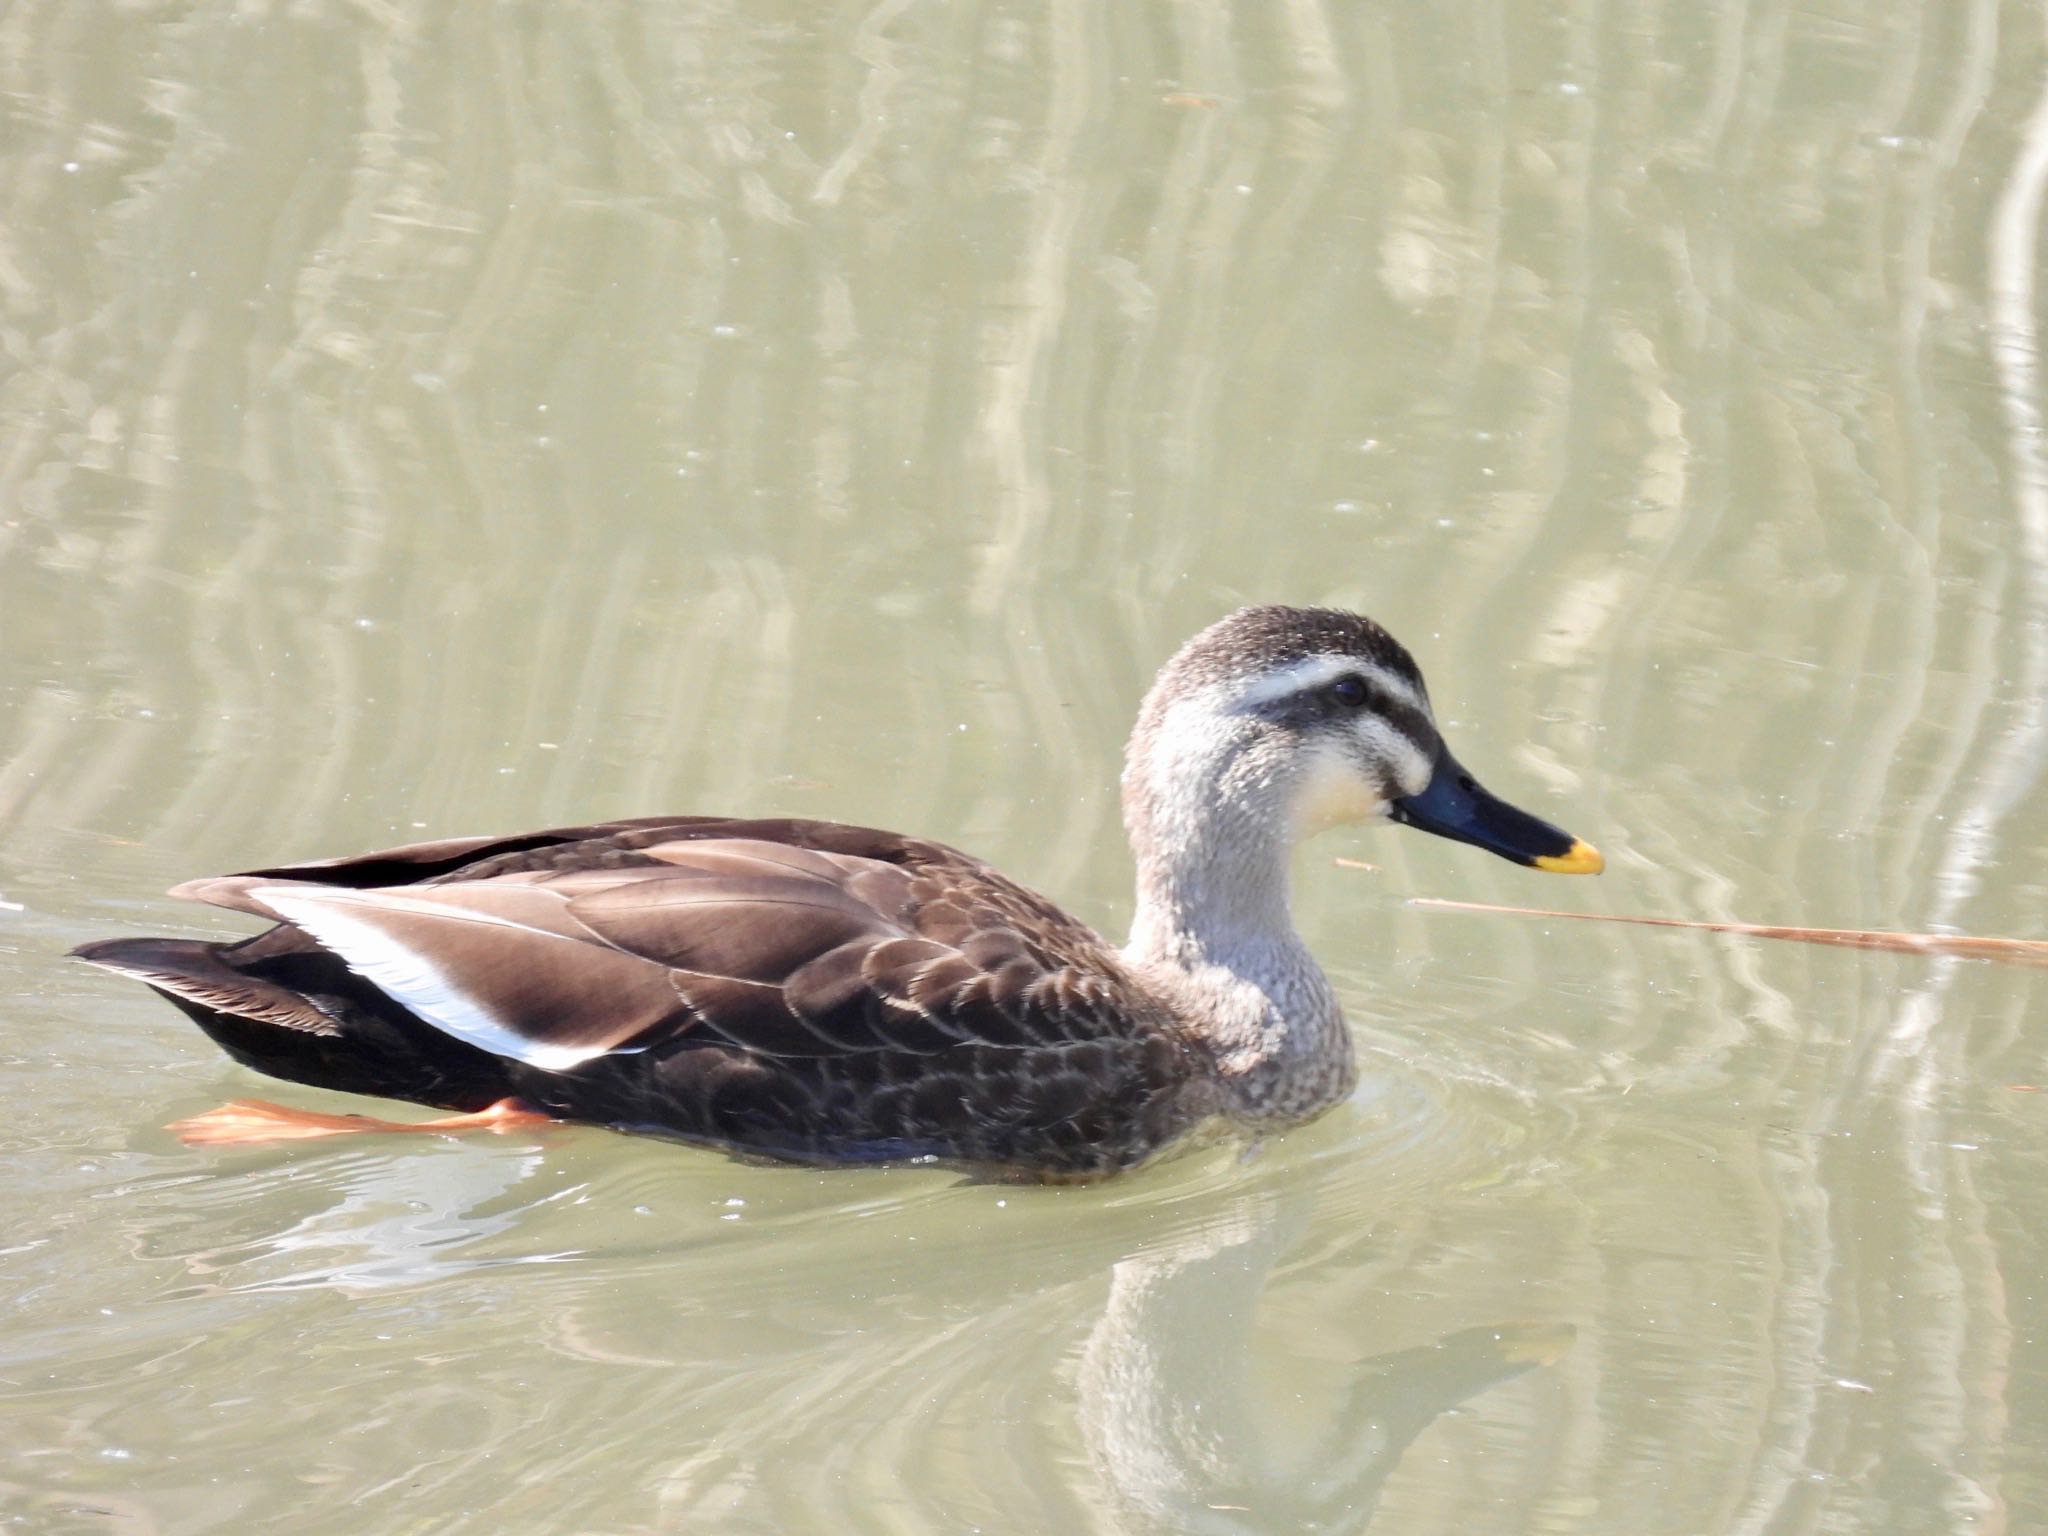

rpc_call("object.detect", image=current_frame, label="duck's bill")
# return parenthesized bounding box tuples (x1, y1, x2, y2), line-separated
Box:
(1390, 745, 1603, 874)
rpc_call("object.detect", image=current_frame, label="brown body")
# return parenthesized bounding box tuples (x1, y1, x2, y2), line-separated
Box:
(73, 607, 1598, 1177)
(78, 817, 1217, 1178)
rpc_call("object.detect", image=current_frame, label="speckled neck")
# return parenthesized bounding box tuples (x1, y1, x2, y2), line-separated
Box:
(1118, 692, 1356, 1126)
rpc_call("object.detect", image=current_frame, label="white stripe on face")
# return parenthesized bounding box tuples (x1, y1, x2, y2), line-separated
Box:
(1288, 714, 1436, 836)
(1229, 652, 1429, 715)
(1358, 714, 1437, 798)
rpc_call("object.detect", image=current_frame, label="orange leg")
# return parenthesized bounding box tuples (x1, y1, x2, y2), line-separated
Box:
(168, 1097, 555, 1147)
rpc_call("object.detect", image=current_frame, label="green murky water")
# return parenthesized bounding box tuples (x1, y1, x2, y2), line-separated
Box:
(5, 2, 2047, 1530)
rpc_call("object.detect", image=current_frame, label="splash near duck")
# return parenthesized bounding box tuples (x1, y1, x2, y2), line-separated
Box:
(73, 606, 1598, 1180)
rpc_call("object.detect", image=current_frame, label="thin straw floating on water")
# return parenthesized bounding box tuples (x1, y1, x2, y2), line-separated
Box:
(1407, 898, 2048, 968)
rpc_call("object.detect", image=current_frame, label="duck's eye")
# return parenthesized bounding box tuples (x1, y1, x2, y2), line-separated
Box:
(1329, 675, 1369, 709)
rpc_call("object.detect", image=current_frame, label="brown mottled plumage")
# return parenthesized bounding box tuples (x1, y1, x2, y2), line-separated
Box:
(73, 607, 1600, 1180)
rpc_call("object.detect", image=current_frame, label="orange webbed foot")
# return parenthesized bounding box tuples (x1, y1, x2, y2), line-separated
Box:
(169, 1097, 554, 1146)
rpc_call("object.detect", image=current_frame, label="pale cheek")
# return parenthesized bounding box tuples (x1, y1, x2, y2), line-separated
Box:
(1290, 760, 1388, 838)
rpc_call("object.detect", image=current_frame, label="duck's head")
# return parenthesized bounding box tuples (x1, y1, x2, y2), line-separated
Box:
(1123, 605, 1602, 875)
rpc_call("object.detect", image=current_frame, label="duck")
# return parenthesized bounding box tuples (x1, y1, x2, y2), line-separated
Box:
(72, 605, 1600, 1180)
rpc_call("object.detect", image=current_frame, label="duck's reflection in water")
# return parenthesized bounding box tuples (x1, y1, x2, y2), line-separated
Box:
(137, 1125, 1570, 1531)
(1079, 1191, 1572, 1535)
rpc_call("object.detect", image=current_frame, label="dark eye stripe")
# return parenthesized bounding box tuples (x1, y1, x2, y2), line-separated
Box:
(1314, 671, 1436, 750)
(1258, 665, 1438, 753)
(1346, 680, 1436, 755)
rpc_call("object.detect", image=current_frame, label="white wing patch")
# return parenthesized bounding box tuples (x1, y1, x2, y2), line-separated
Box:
(251, 886, 630, 1070)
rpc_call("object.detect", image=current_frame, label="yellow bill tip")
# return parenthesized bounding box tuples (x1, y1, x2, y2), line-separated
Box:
(1533, 839, 1604, 875)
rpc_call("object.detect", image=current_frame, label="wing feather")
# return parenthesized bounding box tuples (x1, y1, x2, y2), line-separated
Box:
(565, 872, 893, 980)
(249, 884, 682, 1068)
(177, 822, 1178, 1097)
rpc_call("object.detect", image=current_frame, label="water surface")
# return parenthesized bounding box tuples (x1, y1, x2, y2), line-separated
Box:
(5, 2, 2046, 1531)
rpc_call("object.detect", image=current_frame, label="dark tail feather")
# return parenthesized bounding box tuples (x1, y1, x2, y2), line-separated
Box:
(72, 935, 516, 1113)
(72, 937, 342, 1036)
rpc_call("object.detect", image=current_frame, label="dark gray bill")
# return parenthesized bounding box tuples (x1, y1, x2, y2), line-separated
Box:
(1389, 744, 1602, 874)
